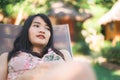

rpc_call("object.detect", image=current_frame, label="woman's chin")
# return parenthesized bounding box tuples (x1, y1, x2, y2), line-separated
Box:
(34, 43, 47, 47)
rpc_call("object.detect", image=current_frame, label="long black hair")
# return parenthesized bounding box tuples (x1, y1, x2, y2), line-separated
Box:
(8, 13, 64, 61)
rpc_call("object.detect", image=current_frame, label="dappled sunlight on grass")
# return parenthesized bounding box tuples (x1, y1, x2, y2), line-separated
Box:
(73, 52, 120, 80)
(113, 70, 120, 76)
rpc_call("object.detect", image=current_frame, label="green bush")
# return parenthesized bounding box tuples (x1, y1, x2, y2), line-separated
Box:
(101, 41, 120, 64)
(72, 41, 90, 55)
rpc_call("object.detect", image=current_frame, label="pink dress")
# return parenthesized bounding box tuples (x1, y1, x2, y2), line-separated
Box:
(7, 49, 64, 80)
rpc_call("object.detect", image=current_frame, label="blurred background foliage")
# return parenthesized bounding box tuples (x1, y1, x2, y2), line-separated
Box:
(0, 0, 89, 17)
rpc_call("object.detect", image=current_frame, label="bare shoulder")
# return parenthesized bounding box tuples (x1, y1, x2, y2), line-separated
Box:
(0, 52, 8, 67)
(0, 52, 8, 56)
(59, 49, 73, 61)
(0, 52, 8, 60)
(0, 52, 8, 80)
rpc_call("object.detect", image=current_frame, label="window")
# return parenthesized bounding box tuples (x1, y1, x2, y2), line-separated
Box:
(109, 22, 114, 31)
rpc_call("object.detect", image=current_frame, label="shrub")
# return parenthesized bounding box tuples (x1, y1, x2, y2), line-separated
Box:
(101, 41, 120, 64)
(72, 41, 90, 55)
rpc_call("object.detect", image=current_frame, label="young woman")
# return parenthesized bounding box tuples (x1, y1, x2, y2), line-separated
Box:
(0, 13, 72, 80)
(0, 13, 96, 80)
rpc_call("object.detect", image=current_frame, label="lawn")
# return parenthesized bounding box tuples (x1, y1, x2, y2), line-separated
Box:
(93, 64, 120, 80)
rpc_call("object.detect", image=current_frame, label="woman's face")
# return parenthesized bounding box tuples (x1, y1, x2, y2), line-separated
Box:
(29, 16, 51, 48)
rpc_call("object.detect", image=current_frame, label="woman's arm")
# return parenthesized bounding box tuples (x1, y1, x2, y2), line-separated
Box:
(0, 52, 8, 80)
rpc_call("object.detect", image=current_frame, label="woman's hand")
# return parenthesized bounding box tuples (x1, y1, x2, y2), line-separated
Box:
(41, 61, 96, 80)
(16, 62, 57, 80)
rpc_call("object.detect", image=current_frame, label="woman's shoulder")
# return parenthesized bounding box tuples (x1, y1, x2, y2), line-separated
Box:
(0, 52, 8, 58)
(59, 49, 73, 61)
(0, 52, 8, 80)
(0, 52, 9, 63)
(0, 52, 8, 65)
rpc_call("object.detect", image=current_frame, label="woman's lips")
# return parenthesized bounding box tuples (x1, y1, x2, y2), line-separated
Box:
(36, 35, 45, 39)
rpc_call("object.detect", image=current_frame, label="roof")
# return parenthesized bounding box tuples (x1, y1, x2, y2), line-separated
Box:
(48, 1, 92, 22)
(98, 0, 120, 25)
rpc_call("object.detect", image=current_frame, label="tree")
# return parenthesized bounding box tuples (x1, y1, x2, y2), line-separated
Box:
(0, 0, 23, 16)
(0, 0, 91, 25)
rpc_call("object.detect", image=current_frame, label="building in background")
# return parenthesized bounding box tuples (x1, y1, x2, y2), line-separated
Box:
(99, 0, 120, 45)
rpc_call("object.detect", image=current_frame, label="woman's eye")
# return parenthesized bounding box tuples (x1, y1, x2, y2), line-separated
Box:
(33, 25, 39, 27)
(45, 27, 50, 31)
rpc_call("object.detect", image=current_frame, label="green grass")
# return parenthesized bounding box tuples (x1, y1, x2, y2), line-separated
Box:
(93, 64, 120, 80)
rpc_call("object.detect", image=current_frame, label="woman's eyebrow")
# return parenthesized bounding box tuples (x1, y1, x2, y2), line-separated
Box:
(33, 21, 48, 26)
(33, 21, 41, 24)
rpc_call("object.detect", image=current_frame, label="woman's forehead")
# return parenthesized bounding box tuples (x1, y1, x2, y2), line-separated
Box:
(32, 16, 47, 25)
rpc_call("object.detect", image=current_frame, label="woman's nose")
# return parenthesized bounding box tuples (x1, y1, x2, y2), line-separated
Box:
(39, 28, 45, 34)
(39, 30, 45, 34)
